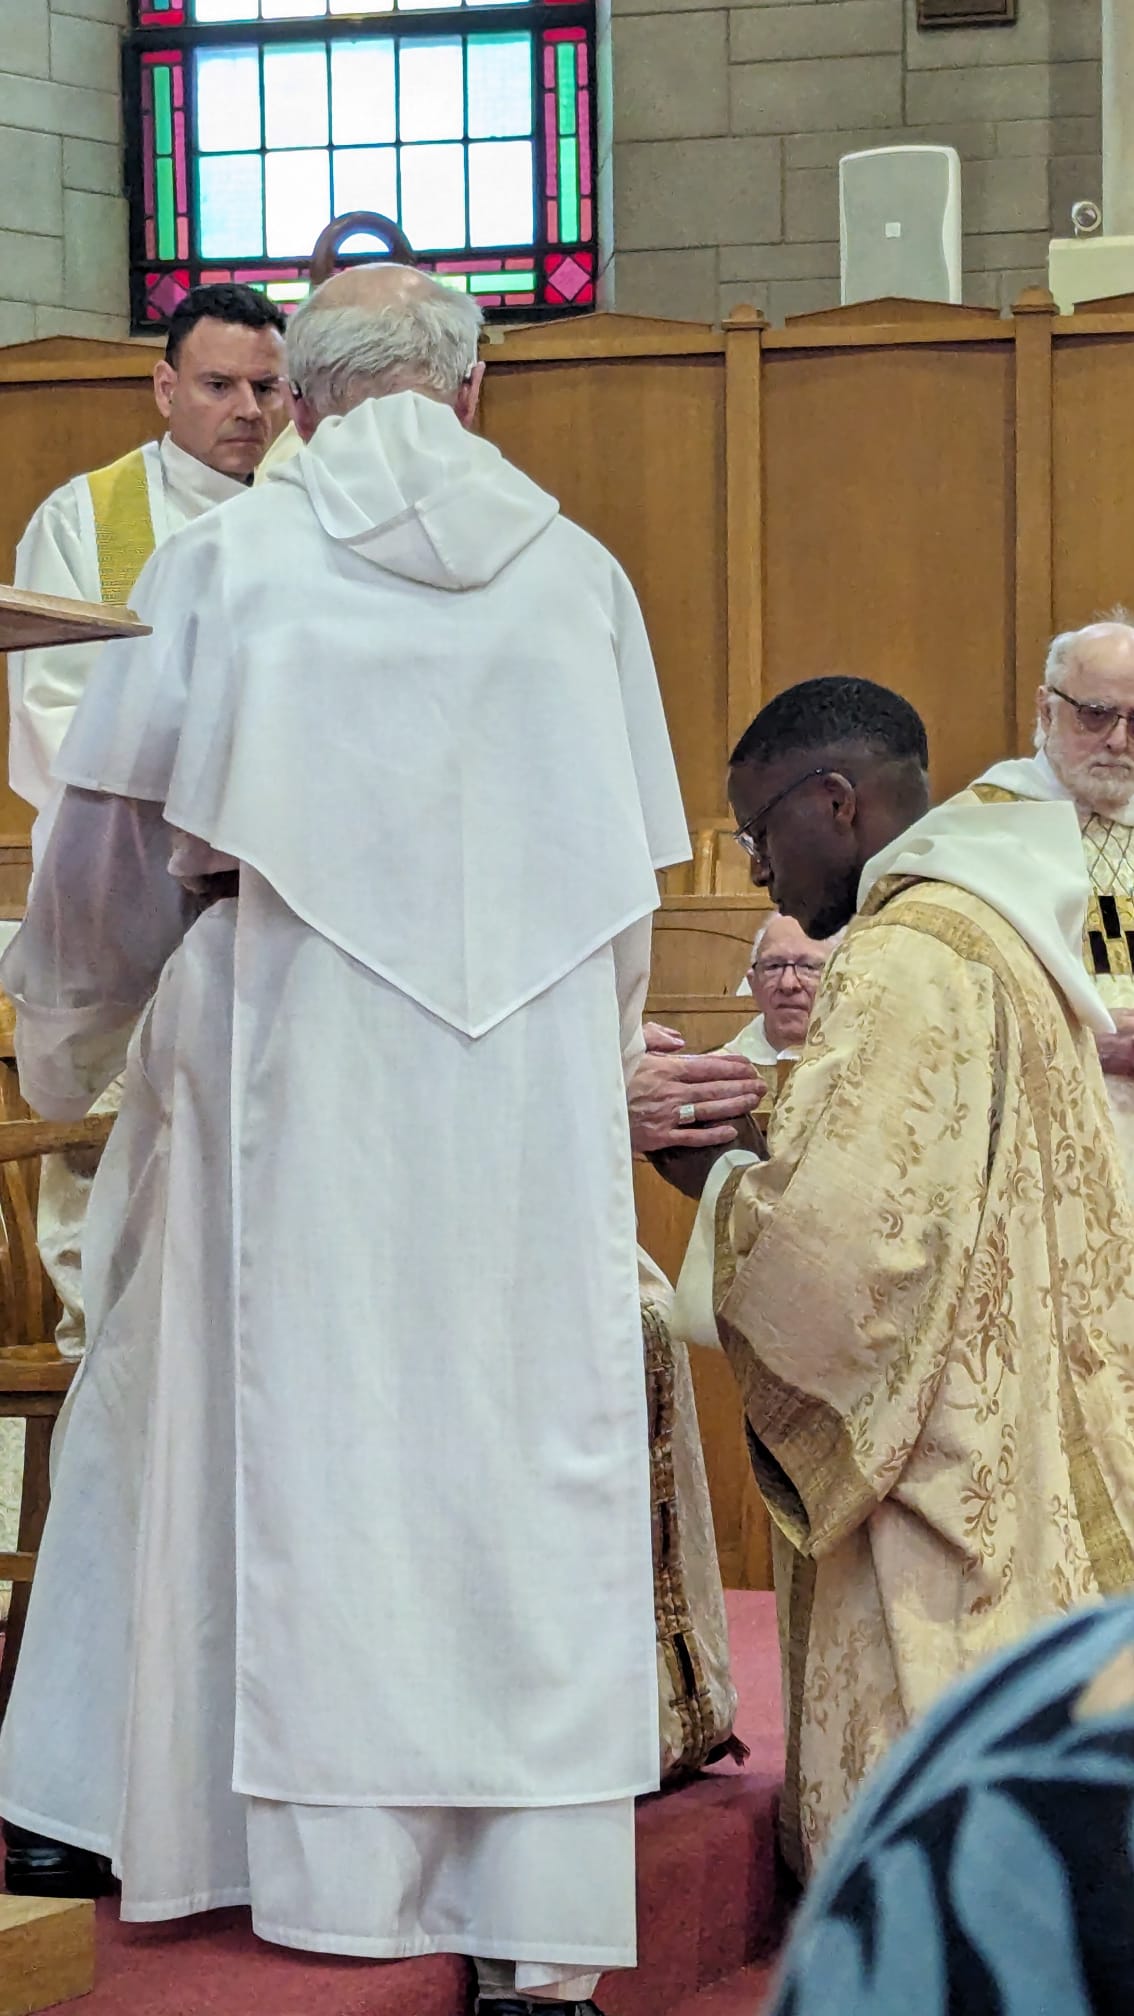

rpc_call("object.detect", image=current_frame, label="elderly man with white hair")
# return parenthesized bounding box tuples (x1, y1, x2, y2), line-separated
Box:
(725, 911, 839, 1072)
(973, 615, 1134, 1188)
(0, 265, 691, 2016)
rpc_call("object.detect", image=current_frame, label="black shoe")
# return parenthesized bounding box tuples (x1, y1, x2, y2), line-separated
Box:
(3, 1820, 118, 1898)
(474, 2003, 606, 2015)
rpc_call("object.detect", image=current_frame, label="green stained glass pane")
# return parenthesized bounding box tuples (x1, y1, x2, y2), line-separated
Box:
(198, 153, 265, 257)
(266, 280, 312, 301)
(400, 142, 466, 247)
(332, 145, 398, 220)
(265, 148, 331, 254)
(469, 268, 533, 292)
(467, 35, 531, 140)
(195, 48, 262, 154)
(398, 41, 465, 142)
(436, 274, 471, 291)
(154, 65, 173, 157)
(468, 139, 533, 246)
(331, 40, 396, 145)
(156, 156, 176, 258)
(264, 46, 329, 149)
(558, 133, 579, 242)
(555, 42, 576, 136)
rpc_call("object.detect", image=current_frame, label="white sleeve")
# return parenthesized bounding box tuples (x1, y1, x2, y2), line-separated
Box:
(610, 561, 690, 875)
(671, 1148, 761, 1350)
(9, 486, 104, 816)
(0, 787, 197, 1119)
(614, 913, 653, 1089)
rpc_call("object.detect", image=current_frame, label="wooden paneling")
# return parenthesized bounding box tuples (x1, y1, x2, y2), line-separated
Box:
(481, 350, 729, 822)
(651, 900, 763, 997)
(1052, 331, 1134, 633)
(761, 330, 1015, 803)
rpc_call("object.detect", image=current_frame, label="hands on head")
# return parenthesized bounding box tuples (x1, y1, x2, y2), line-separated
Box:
(629, 1029, 764, 1157)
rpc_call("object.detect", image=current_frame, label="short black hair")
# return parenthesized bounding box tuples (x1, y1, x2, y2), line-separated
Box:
(165, 283, 287, 365)
(730, 676, 929, 772)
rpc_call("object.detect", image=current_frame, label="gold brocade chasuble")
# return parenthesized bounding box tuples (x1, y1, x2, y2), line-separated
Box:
(713, 876, 1134, 1879)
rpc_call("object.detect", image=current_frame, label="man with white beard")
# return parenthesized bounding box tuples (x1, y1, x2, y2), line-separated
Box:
(0, 265, 689, 2016)
(973, 617, 1134, 1190)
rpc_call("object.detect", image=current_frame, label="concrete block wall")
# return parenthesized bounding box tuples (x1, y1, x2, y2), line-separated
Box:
(0, 0, 129, 346)
(608, 0, 1103, 324)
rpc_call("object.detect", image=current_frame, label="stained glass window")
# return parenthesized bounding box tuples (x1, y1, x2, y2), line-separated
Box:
(126, 1, 597, 329)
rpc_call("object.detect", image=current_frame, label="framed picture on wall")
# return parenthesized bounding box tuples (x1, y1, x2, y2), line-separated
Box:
(916, 0, 1017, 24)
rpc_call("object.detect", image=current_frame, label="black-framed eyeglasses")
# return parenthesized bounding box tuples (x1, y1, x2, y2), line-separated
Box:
(1049, 686, 1134, 740)
(752, 956, 828, 983)
(731, 767, 830, 868)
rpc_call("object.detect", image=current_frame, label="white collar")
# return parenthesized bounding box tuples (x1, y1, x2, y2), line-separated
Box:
(859, 793, 1113, 1036)
(159, 434, 249, 514)
(732, 1013, 799, 1065)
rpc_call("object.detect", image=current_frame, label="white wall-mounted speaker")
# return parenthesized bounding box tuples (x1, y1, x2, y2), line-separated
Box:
(839, 145, 962, 307)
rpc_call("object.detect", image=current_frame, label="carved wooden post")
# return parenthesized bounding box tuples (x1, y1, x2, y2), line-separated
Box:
(723, 305, 768, 769)
(1012, 285, 1058, 753)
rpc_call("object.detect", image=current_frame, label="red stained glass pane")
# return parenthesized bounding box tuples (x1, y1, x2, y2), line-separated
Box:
(135, 3, 188, 23)
(544, 249, 592, 305)
(145, 269, 191, 320)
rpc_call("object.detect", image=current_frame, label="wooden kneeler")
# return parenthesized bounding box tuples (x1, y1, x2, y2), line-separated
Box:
(0, 1897, 94, 2016)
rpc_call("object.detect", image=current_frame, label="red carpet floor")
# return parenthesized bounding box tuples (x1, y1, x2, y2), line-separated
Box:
(5, 1592, 788, 2016)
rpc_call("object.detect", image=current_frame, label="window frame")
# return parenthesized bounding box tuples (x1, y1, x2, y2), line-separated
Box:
(123, 1, 599, 332)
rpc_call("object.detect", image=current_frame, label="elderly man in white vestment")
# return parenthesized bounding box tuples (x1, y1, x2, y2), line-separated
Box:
(0, 267, 689, 2016)
(972, 617, 1134, 1194)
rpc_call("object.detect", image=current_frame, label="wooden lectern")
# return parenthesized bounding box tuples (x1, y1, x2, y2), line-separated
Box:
(0, 582, 150, 655)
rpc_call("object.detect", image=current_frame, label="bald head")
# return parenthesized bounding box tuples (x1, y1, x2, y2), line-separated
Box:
(306, 263, 439, 315)
(1038, 616, 1134, 816)
(286, 262, 484, 437)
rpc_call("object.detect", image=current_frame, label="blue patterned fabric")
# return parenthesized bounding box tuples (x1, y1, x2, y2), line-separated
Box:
(766, 1599, 1134, 2015)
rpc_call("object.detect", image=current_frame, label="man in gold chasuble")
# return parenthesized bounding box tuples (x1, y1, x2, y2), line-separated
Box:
(675, 676, 1134, 1880)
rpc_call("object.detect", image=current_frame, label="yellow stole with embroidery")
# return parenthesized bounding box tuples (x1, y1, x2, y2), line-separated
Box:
(85, 447, 157, 606)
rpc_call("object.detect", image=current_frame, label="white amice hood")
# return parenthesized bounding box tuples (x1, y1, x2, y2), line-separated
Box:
(270, 392, 560, 591)
(55, 385, 686, 1038)
(859, 792, 1114, 1036)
